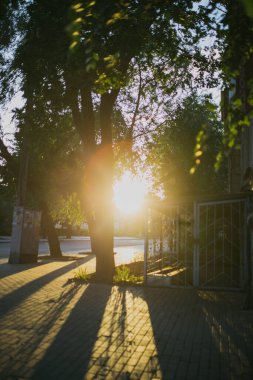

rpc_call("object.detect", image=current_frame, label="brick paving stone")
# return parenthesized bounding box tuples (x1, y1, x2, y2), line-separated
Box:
(0, 259, 253, 379)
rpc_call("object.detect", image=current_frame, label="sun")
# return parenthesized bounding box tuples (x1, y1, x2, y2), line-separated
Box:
(114, 171, 147, 215)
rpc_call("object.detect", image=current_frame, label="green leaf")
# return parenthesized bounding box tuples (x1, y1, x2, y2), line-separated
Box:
(195, 150, 203, 157)
(248, 98, 253, 106)
(238, 116, 250, 126)
(69, 41, 78, 50)
(206, 102, 216, 111)
(240, 0, 253, 18)
(233, 98, 242, 108)
(72, 3, 83, 10)
(228, 138, 235, 148)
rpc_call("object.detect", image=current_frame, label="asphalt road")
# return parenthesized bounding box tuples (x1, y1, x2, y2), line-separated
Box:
(0, 236, 144, 266)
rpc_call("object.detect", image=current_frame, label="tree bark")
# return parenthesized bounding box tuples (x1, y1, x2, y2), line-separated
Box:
(17, 134, 29, 207)
(65, 223, 72, 239)
(95, 93, 118, 281)
(41, 203, 62, 258)
(71, 88, 118, 282)
(85, 143, 115, 282)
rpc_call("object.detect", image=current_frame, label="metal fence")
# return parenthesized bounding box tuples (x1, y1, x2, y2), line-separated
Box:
(144, 195, 249, 289)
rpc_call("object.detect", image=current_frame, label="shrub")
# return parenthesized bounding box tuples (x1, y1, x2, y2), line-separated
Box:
(113, 265, 143, 284)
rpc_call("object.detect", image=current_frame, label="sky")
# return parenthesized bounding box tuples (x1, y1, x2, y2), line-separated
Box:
(1, 92, 24, 147)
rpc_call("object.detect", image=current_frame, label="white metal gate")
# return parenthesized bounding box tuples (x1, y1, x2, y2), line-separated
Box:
(145, 196, 248, 289)
(195, 199, 247, 289)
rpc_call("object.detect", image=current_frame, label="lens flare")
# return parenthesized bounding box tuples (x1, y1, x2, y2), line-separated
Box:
(114, 171, 147, 214)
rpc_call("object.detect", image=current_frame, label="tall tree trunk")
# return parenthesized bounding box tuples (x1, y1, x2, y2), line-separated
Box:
(41, 203, 62, 258)
(85, 144, 115, 282)
(70, 87, 118, 281)
(65, 223, 72, 239)
(94, 162, 115, 282)
(17, 134, 29, 207)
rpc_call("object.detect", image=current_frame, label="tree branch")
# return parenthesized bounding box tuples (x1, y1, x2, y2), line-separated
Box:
(133, 120, 167, 140)
(0, 135, 14, 164)
(68, 87, 85, 143)
(100, 89, 120, 145)
(80, 88, 96, 150)
(129, 62, 142, 139)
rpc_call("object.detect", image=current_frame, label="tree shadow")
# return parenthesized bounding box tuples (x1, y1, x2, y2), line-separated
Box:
(196, 290, 253, 378)
(29, 283, 112, 380)
(30, 285, 144, 380)
(142, 287, 253, 379)
(2, 276, 251, 380)
(0, 281, 83, 378)
(86, 286, 129, 378)
(0, 256, 93, 316)
(140, 287, 203, 379)
(82, 285, 156, 379)
(0, 261, 48, 279)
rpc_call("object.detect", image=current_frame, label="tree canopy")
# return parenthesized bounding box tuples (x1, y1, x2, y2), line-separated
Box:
(1, 0, 251, 279)
(147, 94, 227, 199)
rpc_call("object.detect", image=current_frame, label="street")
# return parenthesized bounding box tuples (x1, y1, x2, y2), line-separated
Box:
(0, 236, 144, 268)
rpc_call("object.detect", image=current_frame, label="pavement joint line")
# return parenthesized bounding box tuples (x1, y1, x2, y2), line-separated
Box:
(0, 260, 253, 380)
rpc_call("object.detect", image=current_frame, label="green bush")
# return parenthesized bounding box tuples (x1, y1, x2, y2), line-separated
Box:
(113, 265, 143, 284)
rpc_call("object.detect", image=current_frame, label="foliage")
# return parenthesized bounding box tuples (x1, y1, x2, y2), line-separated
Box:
(0, 1, 234, 279)
(113, 265, 143, 284)
(49, 192, 84, 227)
(147, 94, 227, 199)
(241, 0, 253, 18)
(208, 0, 253, 169)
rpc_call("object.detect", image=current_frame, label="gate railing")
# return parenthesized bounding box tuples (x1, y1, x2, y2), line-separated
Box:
(144, 193, 250, 289)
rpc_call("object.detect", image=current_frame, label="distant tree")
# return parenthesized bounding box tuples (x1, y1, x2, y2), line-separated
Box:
(147, 95, 227, 199)
(0, 123, 18, 236)
(14, 100, 84, 256)
(0, 184, 14, 235)
(199, 1, 253, 168)
(50, 193, 84, 238)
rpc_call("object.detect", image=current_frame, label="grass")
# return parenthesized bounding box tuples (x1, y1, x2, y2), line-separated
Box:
(73, 267, 91, 282)
(71, 261, 144, 285)
(113, 265, 144, 285)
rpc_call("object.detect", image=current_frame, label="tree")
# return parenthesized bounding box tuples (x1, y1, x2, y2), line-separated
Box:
(0, 122, 18, 236)
(14, 98, 84, 257)
(2, 1, 220, 281)
(146, 94, 227, 199)
(199, 1, 253, 168)
(50, 193, 84, 238)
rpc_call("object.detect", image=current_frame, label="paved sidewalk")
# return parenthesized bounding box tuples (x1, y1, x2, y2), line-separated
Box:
(0, 258, 253, 380)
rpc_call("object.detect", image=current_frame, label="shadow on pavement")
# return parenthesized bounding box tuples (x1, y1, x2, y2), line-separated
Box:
(142, 287, 253, 379)
(142, 288, 217, 379)
(0, 282, 83, 379)
(1, 267, 252, 380)
(30, 283, 112, 380)
(196, 291, 253, 378)
(0, 256, 93, 316)
(0, 261, 49, 280)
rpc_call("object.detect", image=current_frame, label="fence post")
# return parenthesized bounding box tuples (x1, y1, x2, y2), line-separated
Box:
(144, 207, 149, 285)
(244, 195, 253, 309)
(193, 201, 199, 287)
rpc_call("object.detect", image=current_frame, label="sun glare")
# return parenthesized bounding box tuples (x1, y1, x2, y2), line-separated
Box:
(114, 171, 147, 214)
